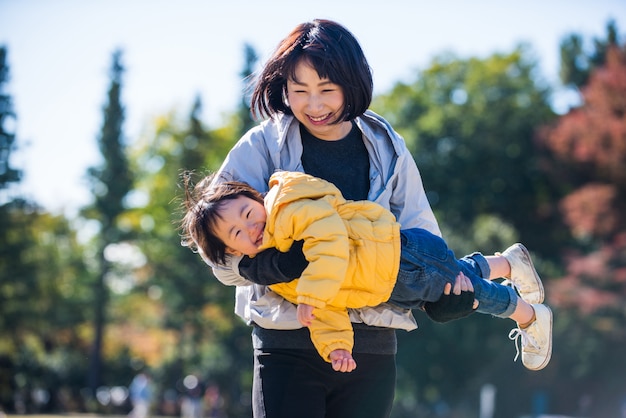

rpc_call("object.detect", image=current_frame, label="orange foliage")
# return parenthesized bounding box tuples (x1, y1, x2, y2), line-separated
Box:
(548, 233, 626, 314)
(559, 183, 618, 239)
(105, 322, 178, 368)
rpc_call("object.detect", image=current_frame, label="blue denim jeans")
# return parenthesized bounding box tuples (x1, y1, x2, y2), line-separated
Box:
(389, 228, 518, 318)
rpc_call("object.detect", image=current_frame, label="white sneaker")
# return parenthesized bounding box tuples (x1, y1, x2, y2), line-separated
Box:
(508, 304, 553, 371)
(500, 243, 544, 304)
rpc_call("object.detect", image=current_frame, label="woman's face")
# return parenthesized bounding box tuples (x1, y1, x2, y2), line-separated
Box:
(286, 60, 352, 141)
(212, 195, 266, 257)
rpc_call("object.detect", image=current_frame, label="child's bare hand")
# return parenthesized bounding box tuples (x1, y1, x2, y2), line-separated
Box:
(329, 349, 357, 372)
(297, 304, 315, 327)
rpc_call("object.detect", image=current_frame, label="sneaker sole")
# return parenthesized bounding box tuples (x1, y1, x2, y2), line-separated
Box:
(517, 243, 545, 304)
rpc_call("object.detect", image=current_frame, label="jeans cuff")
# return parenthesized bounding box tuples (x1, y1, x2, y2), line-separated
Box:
(468, 252, 490, 279)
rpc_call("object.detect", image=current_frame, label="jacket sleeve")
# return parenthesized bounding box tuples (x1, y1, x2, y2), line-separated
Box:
(214, 128, 277, 192)
(390, 145, 441, 237)
(274, 199, 350, 309)
(307, 306, 354, 362)
(362, 111, 440, 237)
(209, 254, 254, 287)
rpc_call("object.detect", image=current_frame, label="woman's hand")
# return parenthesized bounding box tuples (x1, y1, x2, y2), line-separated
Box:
(448, 271, 479, 309)
(423, 272, 478, 323)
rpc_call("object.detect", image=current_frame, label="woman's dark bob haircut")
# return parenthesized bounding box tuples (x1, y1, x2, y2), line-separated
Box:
(250, 19, 373, 123)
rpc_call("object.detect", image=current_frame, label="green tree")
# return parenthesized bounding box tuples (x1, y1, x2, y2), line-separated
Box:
(559, 20, 619, 89)
(1, 203, 93, 413)
(83, 49, 133, 397)
(0, 46, 20, 190)
(127, 101, 251, 415)
(373, 47, 574, 417)
(374, 46, 556, 256)
(375, 34, 626, 417)
(236, 43, 258, 137)
(0, 44, 93, 414)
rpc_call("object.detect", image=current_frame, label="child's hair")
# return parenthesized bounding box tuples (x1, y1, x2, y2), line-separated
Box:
(180, 172, 265, 265)
(250, 19, 373, 122)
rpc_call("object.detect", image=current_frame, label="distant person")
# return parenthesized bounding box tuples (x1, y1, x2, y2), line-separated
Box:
(180, 374, 204, 418)
(204, 384, 226, 418)
(181, 170, 553, 372)
(128, 372, 152, 418)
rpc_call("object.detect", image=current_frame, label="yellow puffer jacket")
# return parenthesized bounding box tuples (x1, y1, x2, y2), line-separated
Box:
(258, 171, 401, 362)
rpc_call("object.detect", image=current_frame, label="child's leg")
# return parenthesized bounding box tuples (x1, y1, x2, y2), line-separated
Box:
(483, 254, 511, 278)
(391, 228, 472, 308)
(460, 266, 519, 318)
(508, 293, 534, 324)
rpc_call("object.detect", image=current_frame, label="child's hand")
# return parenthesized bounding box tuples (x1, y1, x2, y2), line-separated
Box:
(329, 349, 357, 373)
(297, 303, 315, 327)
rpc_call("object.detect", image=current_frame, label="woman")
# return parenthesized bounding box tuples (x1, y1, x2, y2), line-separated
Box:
(204, 19, 472, 418)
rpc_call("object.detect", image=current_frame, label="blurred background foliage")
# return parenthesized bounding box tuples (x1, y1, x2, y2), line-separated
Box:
(1, 21, 625, 418)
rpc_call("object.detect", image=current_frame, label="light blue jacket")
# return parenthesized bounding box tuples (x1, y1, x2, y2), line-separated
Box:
(205, 110, 440, 331)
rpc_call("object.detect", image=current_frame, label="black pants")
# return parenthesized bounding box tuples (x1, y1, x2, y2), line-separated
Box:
(252, 348, 396, 418)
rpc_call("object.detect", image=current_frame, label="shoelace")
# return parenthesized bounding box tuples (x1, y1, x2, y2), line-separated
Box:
(508, 327, 539, 362)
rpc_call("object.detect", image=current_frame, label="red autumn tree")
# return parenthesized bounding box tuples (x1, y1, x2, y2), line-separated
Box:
(539, 43, 626, 318)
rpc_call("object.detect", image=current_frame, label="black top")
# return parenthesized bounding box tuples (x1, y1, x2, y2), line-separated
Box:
(300, 122, 370, 201)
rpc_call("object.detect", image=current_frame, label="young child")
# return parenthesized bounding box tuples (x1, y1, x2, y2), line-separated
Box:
(181, 170, 552, 373)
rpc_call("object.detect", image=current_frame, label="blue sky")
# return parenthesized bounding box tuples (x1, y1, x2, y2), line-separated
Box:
(1, 0, 625, 215)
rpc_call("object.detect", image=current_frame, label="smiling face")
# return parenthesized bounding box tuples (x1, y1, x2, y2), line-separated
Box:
(212, 195, 267, 257)
(286, 60, 353, 141)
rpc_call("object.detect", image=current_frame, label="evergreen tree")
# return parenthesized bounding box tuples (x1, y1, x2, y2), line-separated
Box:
(126, 97, 251, 415)
(84, 49, 133, 397)
(181, 95, 210, 171)
(236, 43, 258, 136)
(0, 46, 20, 190)
(0, 46, 92, 413)
(559, 20, 619, 89)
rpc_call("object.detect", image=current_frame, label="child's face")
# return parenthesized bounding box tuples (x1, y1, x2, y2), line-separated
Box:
(286, 60, 352, 140)
(213, 195, 267, 257)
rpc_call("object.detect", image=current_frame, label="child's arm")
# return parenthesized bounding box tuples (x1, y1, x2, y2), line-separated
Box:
(306, 305, 354, 365)
(299, 303, 357, 372)
(239, 240, 308, 285)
